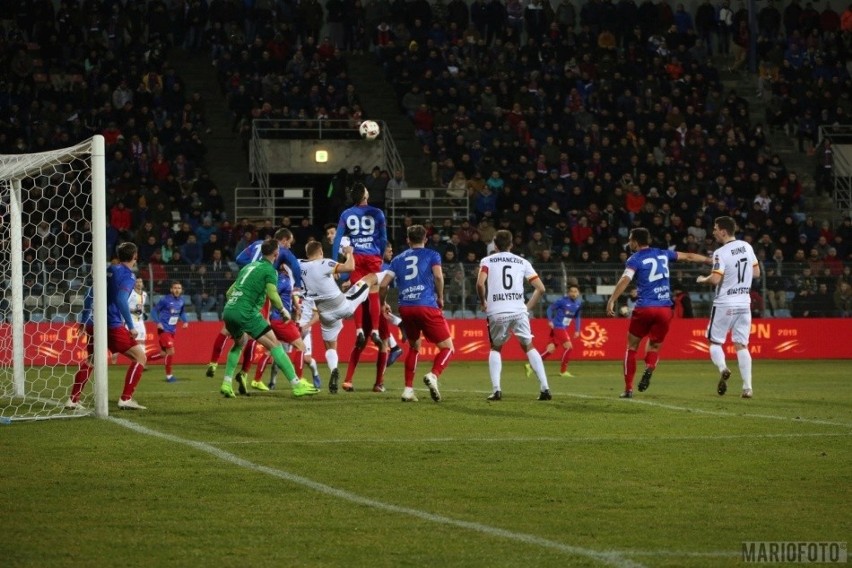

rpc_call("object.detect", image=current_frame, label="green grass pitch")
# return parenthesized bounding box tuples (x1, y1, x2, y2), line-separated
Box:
(1, 359, 850, 567)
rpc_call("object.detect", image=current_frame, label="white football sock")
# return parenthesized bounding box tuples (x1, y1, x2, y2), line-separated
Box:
(309, 359, 319, 374)
(326, 349, 338, 371)
(387, 313, 402, 326)
(736, 347, 752, 390)
(526, 349, 549, 391)
(488, 350, 502, 392)
(709, 343, 727, 372)
(388, 334, 398, 349)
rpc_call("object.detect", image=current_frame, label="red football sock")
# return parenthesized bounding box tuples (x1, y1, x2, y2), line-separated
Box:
(121, 362, 144, 401)
(255, 355, 271, 381)
(148, 352, 164, 361)
(164, 354, 173, 375)
(241, 340, 255, 373)
(291, 349, 304, 379)
(644, 351, 659, 370)
(375, 350, 388, 386)
(210, 332, 228, 363)
(71, 364, 92, 402)
(345, 346, 363, 384)
(354, 303, 365, 331)
(431, 347, 453, 377)
(541, 348, 551, 360)
(560, 349, 572, 373)
(367, 293, 381, 334)
(624, 349, 637, 391)
(404, 349, 419, 388)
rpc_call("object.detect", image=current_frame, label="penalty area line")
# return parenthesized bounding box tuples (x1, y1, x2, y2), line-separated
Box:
(109, 416, 643, 568)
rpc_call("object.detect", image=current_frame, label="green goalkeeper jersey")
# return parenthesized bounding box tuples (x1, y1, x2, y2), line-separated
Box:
(224, 259, 278, 316)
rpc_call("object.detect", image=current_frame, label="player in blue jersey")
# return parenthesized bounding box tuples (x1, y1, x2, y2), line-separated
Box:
(153, 281, 189, 383)
(379, 224, 454, 402)
(253, 264, 307, 390)
(206, 228, 301, 389)
(67, 287, 95, 410)
(68, 242, 149, 410)
(332, 183, 388, 351)
(606, 228, 710, 398)
(530, 284, 583, 379)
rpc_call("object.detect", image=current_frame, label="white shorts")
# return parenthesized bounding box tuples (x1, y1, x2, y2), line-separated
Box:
(706, 305, 752, 345)
(298, 297, 315, 328)
(317, 280, 371, 342)
(133, 319, 146, 342)
(487, 313, 534, 349)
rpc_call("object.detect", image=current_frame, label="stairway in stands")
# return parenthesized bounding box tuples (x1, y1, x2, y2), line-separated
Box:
(347, 53, 432, 187)
(721, 66, 836, 221)
(167, 48, 248, 218)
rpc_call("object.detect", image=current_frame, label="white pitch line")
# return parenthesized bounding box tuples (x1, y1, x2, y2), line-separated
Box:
(109, 416, 644, 568)
(215, 431, 852, 446)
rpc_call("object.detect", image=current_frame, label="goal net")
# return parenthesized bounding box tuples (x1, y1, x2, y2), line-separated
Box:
(0, 135, 108, 422)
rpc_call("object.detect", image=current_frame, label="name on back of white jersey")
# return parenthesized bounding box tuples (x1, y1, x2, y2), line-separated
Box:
(492, 292, 524, 302)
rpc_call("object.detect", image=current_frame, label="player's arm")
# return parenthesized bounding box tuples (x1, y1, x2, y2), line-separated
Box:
(154, 298, 165, 330)
(376, 211, 388, 254)
(697, 254, 722, 285)
(283, 248, 303, 288)
(606, 272, 634, 316)
(266, 282, 286, 313)
(334, 246, 356, 273)
(179, 301, 189, 328)
(331, 218, 346, 259)
(526, 275, 545, 311)
(116, 286, 136, 333)
(573, 305, 582, 337)
(676, 251, 712, 265)
(432, 264, 444, 309)
(752, 261, 761, 280)
(546, 301, 556, 327)
(378, 270, 395, 305)
(476, 267, 488, 311)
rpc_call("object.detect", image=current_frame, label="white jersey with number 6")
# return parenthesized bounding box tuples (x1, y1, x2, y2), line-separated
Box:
(711, 240, 758, 308)
(479, 252, 539, 317)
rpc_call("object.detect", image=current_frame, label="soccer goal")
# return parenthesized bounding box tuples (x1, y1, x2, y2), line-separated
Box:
(0, 135, 108, 422)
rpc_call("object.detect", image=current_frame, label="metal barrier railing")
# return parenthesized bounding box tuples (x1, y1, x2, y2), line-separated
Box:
(233, 187, 313, 225)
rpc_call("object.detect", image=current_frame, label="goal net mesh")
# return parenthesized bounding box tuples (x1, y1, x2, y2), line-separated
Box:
(0, 138, 103, 422)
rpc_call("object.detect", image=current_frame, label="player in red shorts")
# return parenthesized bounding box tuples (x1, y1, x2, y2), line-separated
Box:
(606, 228, 710, 398)
(379, 224, 454, 402)
(253, 264, 306, 389)
(67, 242, 149, 410)
(153, 281, 189, 383)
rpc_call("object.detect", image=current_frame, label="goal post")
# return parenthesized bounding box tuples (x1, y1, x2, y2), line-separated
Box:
(0, 135, 108, 422)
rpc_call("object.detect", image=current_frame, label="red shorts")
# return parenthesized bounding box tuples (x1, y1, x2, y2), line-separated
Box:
(108, 326, 138, 354)
(629, 307, 674, 343)
(549, 328, 570, 345)
(158, 330, 175, 350)
(271, 319, 301, 344)
(350, 253, 382, 283)
(399, 306, 451, 345)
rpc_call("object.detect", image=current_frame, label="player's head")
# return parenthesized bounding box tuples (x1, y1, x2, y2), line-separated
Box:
(134, 277, 144, 293)
(406, 224, 427, 245)
(170, 281, 183, 297)
(261, 239, 278, 260)
(349, 182, 369, 204)
(713, 216, 736, 242)
(384, 242, 394, 260)
(324, 223, 336, 241)
(305, 240, 323, 258)
(567, 284, 580, 300)
(628, 227, 650, 251)
(117, 242, 138, 264)
(493, 230, 513, 252)
(274, 228, 293, 246)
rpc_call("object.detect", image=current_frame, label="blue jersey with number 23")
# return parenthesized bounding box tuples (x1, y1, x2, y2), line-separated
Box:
(625, 247, 678, 308)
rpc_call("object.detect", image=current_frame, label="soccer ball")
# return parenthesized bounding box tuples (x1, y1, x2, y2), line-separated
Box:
(619, 306, 629, 317)
(359, 120, 380, 140)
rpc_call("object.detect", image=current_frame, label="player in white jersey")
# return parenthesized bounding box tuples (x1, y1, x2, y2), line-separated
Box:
(295, 295, 323, 389)
(697, 216, 760, 398)
(476, 230, 551, 401)
(112, 277, 148, 363)
(299, 240, 381, 393)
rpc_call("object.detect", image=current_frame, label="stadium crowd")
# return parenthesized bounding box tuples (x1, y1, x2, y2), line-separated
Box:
(1, 0, 850, 320)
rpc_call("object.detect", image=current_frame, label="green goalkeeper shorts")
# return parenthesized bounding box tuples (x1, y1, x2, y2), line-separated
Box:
(223, 307, 270, 341)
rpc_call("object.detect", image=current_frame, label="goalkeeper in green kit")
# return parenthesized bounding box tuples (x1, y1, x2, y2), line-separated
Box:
(220, 240, 320, 398)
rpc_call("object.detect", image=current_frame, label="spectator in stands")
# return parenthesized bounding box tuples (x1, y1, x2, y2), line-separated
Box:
(835, 281, 852, 317)
(180, 234, 203, 267)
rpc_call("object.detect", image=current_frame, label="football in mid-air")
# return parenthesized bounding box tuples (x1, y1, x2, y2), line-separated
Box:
(359, 120, 380, 140)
